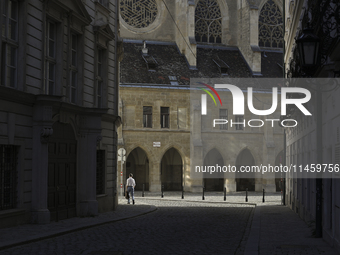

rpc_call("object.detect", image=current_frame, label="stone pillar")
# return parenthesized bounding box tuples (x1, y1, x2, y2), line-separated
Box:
(261, 117, 277, 192)
(175, 0, 196, 68)
(225, 173, 236, 192)
(31, 105, 53, 224)
(149, 159, 161, 192)
(190, 99, 204, 192)
(77, 115, 102, 217)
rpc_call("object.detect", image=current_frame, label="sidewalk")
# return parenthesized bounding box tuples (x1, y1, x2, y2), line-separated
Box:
(0, 191, 274, 251)
(0, 200, 156, 251)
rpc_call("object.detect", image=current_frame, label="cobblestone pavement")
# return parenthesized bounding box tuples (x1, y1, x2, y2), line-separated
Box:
(0, 192, 339, 255)
(1, 199, 254, 255)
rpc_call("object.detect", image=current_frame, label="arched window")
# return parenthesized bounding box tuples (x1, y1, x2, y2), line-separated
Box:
(120, 0, 158, 28)
(195, 0, 222, 43)
(259, 0, 283, 48)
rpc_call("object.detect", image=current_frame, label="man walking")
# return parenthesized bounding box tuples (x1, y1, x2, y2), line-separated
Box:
(126, 173, 136, 204)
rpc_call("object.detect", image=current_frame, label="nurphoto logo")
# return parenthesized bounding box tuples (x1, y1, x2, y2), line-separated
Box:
(200, 83, 312, 128)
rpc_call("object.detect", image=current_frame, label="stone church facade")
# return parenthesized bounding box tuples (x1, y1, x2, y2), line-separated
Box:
(0, 0, 119, 227)
(118, 0, 284, 193)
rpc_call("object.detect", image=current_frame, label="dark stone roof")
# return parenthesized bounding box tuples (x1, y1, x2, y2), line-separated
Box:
(120, 42, 283, 86)
(261, 51, 284, 78)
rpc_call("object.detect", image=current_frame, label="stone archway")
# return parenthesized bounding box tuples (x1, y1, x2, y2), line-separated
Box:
(236, 148, 255, 191)
(203, 148, 224, 191)
(161, 148, 183, 191)
(48, 122, 77, 221)
(126, 147, 149, 191)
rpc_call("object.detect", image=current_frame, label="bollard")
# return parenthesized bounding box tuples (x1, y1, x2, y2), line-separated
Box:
(224, 187, 226, 201)
(142, 183, 145, 197)
(202, 186, 205, 200)
(161, 185, 164, 198)
(245, 188, 248, 202)
(182, 185, 184, 199)
(262, 189, 265, 203)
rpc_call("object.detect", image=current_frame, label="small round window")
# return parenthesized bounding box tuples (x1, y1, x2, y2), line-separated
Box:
(120, 0, 158, 29)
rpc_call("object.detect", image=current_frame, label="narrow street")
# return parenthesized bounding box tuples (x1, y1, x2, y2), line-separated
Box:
(0, 193, 338, 255)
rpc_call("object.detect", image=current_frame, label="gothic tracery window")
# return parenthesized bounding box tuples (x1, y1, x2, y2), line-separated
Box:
(120, 0, 158, 28)
(259, 0, 283, 48)
(195, 0, 222, 43)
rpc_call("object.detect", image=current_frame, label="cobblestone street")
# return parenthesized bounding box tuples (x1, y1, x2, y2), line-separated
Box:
(0, 192, 339, 255)
(1, 199, 253, 255)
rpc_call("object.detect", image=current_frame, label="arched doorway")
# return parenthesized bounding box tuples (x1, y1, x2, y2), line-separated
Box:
(48, 122, 77, 221)
(161, 148, 183, 191)
(275, 150, 284, 191)
(204, 148, 224, 191)
(236, 148, 255, 191)
(126, 147, 149, 191)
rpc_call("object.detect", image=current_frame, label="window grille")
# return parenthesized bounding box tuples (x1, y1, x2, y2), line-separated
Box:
(70, 34, 78, 103)
(120, 0, 158, 28)
(161, 107, 169, 128)
(259, 0, 284, 48)
(195, 0, 222, 43)
(143, 106, 152, 128)
(235, 115, 244, 130)
(219, 109, 228, 130)
(97, 48, 104, 108)
(46, 21, 57, 95)
(0, 145, 18, 211)
(96, 150, 105, 195)
(1, 0, 18, 88)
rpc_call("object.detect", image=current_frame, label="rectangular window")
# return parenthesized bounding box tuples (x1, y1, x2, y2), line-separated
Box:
(143, 106, 152, 128)
(0, 145, 18, 211)
(45, 21, 56, 95)
(160, 107, 169, 128)
(97, 48, 104, 108)
(235, 115, 244, 130)
(70, 33, 78, 103)
(1, 0, 18, 88)
(96, 150, 105, 195)
(219, 109, 228, 130)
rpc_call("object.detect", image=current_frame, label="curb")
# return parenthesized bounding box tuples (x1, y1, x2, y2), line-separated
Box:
(137, 196, 257, 206)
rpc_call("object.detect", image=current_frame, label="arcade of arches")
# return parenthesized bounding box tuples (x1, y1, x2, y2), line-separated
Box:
(121, 146, 283, 192)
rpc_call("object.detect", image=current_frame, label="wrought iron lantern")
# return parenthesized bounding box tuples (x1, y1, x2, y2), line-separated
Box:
(296, 27, 321, 76)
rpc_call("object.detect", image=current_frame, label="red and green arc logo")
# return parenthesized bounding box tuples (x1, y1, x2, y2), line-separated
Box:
(197, 82, 222, 106)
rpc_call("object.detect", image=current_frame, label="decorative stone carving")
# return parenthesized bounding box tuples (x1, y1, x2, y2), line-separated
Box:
(259, 0, 283, 48)
(120, 0, 158, 28)
(195, 0, 222, 43)
(41, 127, 53, 143)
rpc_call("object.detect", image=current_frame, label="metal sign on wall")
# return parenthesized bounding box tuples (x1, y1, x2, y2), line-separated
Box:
(153, 142, 161, 147)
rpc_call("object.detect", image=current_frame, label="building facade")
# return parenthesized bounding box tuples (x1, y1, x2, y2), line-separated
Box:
(0, 0, 120, 227)
(117, 0, 285, 193)
(284, 0, 340, 251)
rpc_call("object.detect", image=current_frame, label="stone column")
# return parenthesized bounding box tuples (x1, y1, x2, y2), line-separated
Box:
(149, 159, 161, 192)
(190, 99, 204, 192)
(225, 174, 237, 192)
(77, 115, 102, 217)
(31, 105, 53, 224)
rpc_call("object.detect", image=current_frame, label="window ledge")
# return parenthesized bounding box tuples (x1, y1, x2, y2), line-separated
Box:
(96, 194, 107, 198)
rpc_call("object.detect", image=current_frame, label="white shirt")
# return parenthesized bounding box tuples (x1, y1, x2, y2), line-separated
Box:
(126, 177, 136, 187)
